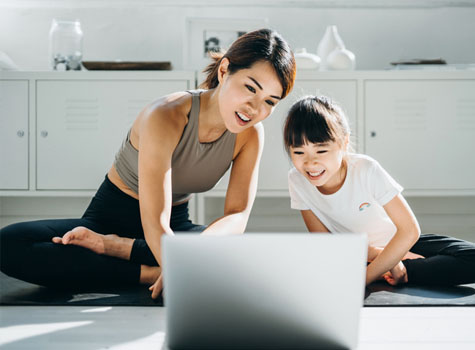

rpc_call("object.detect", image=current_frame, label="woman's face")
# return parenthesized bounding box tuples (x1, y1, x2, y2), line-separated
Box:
(217, 59, 283, 133)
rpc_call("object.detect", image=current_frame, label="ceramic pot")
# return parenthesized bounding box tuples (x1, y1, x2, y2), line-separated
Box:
(327, 47, 356, 70)
(317, 25, 345, 70)
(294, 48, 321, 70)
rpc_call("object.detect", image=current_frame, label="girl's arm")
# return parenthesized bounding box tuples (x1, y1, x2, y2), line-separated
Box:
(137, 94, 189, 298)
(300, 210, 330, 233)
(201, 123, 264, 235)
(365, 194, 421, 285)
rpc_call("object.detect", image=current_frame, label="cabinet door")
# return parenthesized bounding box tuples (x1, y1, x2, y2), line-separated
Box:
(213, 79, 357, 191)
(37, 80, 189, 190)
(365, 80, 475, 191)
(0, 80, 29, 190)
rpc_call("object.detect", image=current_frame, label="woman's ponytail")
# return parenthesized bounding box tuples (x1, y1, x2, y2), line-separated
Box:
(200, 52, 225, 89)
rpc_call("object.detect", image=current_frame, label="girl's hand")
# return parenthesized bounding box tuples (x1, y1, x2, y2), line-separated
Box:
(149, 274, 163, 299)
(402, 251, 425, 260)
(383, 261, 408, 286)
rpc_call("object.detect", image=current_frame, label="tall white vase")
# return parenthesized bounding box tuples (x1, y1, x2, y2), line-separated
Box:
(317, 25, 345, 71)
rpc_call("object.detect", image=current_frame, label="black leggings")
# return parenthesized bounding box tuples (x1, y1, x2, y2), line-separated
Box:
(403, 234, 475, 286)
(0, 175, 206, 289)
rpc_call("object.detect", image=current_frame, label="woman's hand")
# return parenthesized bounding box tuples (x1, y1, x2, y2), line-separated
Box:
(402, 251, 425, 260)
(383, 261, 408, 286)
(149, 273, 163, 299)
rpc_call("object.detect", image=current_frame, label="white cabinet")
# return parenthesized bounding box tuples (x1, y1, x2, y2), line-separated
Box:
(0, 80, 29, 190)
(212, 78, 357, 192)
(1, 70, 474, 199)
(36, 79, 190, 190)
(365, 80, 475, 193)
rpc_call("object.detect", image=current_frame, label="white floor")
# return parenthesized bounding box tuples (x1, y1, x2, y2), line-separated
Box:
(1, 306, 474, 349)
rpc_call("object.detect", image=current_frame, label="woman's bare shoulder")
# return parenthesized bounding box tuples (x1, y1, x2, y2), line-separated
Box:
(233, 122, 264, 159)
(145, 91, 192, 123)
(132, 91, 192, 139)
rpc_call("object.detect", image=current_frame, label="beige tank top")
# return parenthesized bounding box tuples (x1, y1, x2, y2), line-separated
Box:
(114, 90, 236, 204)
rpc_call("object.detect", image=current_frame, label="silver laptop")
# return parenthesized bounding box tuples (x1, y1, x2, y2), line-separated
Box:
(162, 233, 367, 350)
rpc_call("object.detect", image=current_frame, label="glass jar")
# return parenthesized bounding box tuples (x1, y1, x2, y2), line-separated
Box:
(49, 19, 83, 70)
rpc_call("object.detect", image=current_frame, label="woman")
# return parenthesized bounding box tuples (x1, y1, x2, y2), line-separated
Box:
(0, 29, 296, 299)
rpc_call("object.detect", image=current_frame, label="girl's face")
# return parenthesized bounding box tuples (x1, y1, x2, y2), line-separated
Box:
(217, 59, 283, 133)
(290, 140, 347, 193)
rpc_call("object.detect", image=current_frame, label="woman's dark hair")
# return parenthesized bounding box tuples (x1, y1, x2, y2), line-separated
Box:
(200, 28, 296, 99)
(283, 95, 352, 154)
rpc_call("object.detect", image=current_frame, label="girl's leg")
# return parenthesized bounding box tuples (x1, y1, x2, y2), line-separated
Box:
(0, 219, 141, 289)
(402, 233, 475, 285)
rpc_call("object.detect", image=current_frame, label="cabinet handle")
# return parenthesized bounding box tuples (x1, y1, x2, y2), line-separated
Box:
(370, 131, 377, 138)
(41, 130, 48, 138)
(17, 130, 25, 138)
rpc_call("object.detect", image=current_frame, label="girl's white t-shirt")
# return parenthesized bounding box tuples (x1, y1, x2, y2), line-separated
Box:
(288, 153, 403, 247)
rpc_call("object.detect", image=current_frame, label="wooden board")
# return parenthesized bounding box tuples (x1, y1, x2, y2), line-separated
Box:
(82, 61, 172, 70)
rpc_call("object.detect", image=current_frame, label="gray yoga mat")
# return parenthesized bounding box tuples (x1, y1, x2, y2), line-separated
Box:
(0, 272, 162, 306)
(1, 272, 474, 307)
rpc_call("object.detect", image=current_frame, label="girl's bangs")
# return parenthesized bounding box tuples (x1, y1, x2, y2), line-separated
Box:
(286, 109, 335, 148)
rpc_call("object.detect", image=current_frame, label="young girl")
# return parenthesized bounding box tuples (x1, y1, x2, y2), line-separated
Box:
(0, 29, 296, 299)
(284, 95, 475, 286)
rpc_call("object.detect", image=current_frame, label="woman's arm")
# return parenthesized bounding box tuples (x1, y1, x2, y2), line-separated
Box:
(365, 194, 421, 285)
(300, 210, 330, 233)
(201, 123, 264, 235)
(137, 94, 189, 297)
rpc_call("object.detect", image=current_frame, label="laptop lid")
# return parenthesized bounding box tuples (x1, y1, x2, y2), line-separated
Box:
(162, 233, 367, 350)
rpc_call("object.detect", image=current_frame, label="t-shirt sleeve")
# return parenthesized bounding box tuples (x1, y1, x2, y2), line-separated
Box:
(368, 160, 404, 206)
(288, 171, 310, 210)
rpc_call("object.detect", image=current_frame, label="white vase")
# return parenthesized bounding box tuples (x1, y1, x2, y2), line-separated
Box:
(294, 48, 321, 70)
(327, 47, 356, 71)
(317, 25, 345, 71)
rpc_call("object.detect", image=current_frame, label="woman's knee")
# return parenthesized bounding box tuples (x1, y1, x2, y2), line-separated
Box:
(0, 222, 29, 274)
(0, 220, 65, 273)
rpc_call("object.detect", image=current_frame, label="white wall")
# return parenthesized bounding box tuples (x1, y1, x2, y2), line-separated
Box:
(1, 0, 474, 71)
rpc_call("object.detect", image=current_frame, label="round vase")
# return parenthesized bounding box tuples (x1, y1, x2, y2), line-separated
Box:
(327, 47, 356, 71)
(294, 48, 321, 70)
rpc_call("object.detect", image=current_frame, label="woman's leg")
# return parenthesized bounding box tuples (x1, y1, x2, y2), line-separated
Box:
(129, 201, 207, 266)
(20, 190, 207, 286)
(402, 233, 475, 285)
(0, 175, 145, 289)
(0, 218, 141, 288)
(52, 226, 134, 260)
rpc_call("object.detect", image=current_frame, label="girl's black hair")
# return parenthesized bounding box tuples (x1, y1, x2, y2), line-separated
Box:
(200, 28, 296, 99)
(283, 95, 351, 154)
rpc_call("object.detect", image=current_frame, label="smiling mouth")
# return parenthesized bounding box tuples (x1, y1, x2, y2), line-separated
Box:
(307, 169, 325, 179)
(236, 111, 251, 123)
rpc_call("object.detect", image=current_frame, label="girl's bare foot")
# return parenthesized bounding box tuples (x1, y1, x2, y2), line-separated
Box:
(140, 265, 162, 285)
(52, 226, 134, 260)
